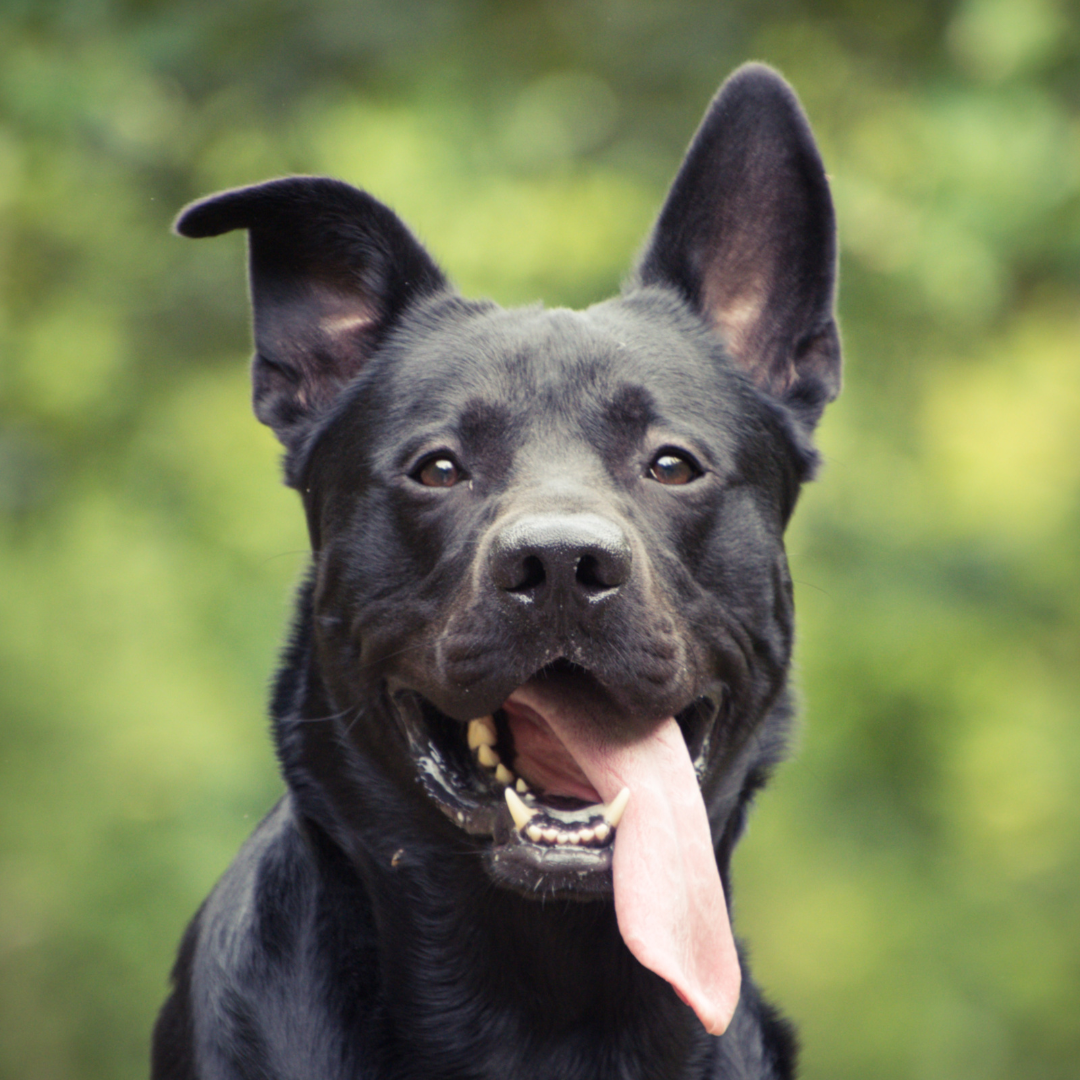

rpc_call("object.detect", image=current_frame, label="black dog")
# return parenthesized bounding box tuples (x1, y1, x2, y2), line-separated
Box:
(152, 63, 840, 1080)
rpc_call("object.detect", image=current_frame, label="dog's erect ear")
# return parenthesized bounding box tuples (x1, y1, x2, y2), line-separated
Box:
(637, 64, 840, 425)
(175, 177, 448, 449)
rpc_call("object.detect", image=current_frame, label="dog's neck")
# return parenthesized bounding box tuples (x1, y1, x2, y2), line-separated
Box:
(373, 860, 719, 1076)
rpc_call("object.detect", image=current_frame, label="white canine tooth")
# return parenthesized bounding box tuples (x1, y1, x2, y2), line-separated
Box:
(542, 827, 559, 844)
(515, 778, 530, 793)
(603, 787, 630, 828)
(467, 716, 497, 749)
(505, 787, 537, 830)
(593, 822, 611, 843)
(526, 823, 544, 842)
(477, 744, 499, 769)
(494, 763, 514, 786)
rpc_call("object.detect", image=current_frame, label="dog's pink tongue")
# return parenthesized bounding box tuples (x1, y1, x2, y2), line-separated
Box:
(505, 688, 741, 1035)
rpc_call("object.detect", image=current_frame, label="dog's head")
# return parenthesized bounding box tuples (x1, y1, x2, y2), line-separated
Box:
(176, 64, 839, 1035)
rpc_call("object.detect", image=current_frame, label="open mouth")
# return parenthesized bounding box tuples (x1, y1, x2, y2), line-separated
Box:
(392, 659, 740, 1035)
(394, 660, 718, 890)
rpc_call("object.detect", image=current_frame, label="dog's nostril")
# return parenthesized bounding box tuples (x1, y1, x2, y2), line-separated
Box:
(507, 555, 546, 594)
(576, 555, 608, 591)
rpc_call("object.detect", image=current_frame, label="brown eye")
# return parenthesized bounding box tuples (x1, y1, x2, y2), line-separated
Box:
(648, 451, 699, 485)
(416, 456, 461, 487)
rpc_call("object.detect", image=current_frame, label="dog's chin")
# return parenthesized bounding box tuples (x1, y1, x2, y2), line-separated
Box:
(390, 672, 719, 901)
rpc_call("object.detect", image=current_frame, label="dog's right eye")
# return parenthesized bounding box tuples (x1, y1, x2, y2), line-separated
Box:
(648, 450, 701, 485)
(414, 456, 461, 488)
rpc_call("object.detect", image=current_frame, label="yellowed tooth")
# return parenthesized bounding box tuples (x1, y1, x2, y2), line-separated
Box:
(566, 831, 581, 845)
(477, 744, 499, 769)
(505, 787, 537, 830)
(526, 823, 544, 842)
(542, 827, 559, 843)
(593, 822, 611, 843)
(579, 827, 596, 844)
(515, 778, 529, 793)
(467, 716, 497, 749)
(603, 787, 630, 828)
(494, 763, 514, 786)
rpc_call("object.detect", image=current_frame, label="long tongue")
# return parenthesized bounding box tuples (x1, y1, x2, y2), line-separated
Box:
(505, 687, 741, 1035)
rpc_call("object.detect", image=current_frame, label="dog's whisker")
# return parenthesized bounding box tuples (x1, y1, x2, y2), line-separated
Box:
(256, 549, 311, 567)
(292, 706, 354, 725)
(338, 708, 365, 740)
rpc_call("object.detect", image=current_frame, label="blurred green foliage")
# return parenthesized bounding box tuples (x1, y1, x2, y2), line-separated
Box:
(1, 2, 1078, 1077)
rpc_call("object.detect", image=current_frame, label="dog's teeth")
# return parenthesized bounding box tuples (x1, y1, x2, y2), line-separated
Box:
(505, 787, 537, 830)
(494, 763, 514, 786)
(518, 815, 610, 847)
(515, 778, 529, 793)
(467, 717, 498, 749)
(603, 787, 630, 828)
(477, 744, 500, 769)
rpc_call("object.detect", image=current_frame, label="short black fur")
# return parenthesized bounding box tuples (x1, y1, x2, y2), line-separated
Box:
(153, 63, 840, 1079)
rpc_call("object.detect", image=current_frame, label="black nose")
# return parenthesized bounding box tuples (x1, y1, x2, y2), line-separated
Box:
(489, 513, 632, 605)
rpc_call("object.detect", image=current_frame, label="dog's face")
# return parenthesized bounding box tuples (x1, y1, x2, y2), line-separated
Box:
(304, 293, 802, 861)
(176, 64, 838, 1036)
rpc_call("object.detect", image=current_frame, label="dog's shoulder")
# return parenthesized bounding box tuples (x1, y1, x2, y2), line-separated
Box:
(156, 798, 384, 1078)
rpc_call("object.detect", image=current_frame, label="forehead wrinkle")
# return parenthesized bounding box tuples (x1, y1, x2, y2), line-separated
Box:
(456, 397, 516, 461)
(462, 312, 625, 438)
(602, 382, 658, 432)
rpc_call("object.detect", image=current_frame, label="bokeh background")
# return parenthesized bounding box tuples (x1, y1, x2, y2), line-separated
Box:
(1, 1, 1078, 1077)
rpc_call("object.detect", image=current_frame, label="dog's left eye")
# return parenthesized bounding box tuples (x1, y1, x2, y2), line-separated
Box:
(648, 451, 700, 485)
(414, 456, 462, 488)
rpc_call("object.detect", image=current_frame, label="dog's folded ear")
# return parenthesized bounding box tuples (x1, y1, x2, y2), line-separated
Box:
(175, 177, 448, 450)
(636, 63, 840, 426)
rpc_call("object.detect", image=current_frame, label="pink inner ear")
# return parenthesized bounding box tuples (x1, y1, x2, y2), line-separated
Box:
(703, 270, 805, 400)
(316, 286, 381, 348)
(706, 279, 766, 356)
(287, 287, 382, 410)
(254, 284, 383, 429)
(322, 311, 378, 338)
